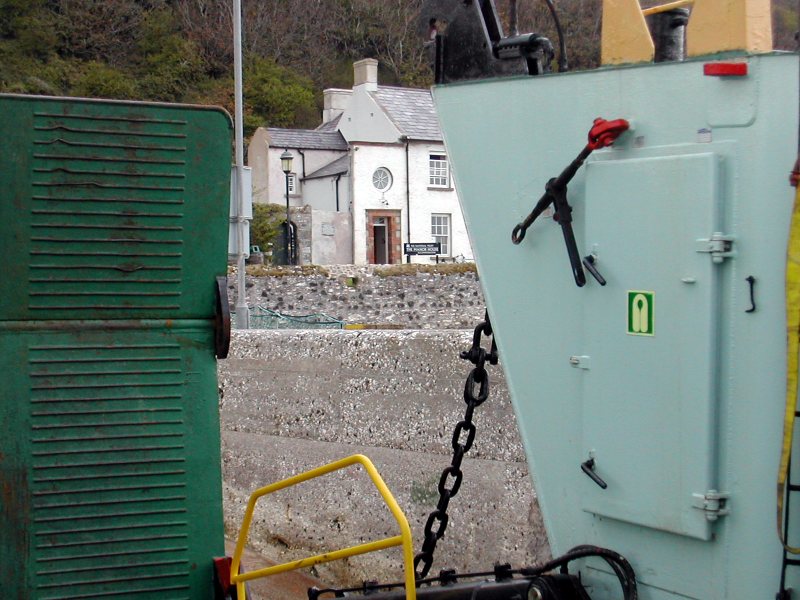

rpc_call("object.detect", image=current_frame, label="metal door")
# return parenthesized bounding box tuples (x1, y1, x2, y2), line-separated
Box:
(580, 150, 723, 541)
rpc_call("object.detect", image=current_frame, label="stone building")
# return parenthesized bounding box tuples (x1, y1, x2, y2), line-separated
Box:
(248, 59, 472, 265)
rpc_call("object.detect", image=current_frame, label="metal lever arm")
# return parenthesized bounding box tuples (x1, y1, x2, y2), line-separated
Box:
(581, 458, 608, 489)
(512, 118, 629, 287)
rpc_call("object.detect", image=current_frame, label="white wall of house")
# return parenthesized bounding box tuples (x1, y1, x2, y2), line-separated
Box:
(338, 92, 399, 144)
(247, 127, 347, 207)
(351, 143, 407, 265)
(349, 142, 471, 265)
(248, 128, 271, 204)
(407, 141, 471, 263)
(303, 174, 351, 213)
(311, 210, 353, 264)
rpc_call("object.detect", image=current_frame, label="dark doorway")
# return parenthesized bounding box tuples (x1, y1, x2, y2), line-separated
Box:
(373, 219, 388, 264)
(275, 221, 297, 265)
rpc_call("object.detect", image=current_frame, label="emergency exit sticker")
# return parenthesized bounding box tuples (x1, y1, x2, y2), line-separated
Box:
(627, 291, 654, 336)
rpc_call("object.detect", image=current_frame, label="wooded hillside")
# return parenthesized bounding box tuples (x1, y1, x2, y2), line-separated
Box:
(1, 0, 797, 133)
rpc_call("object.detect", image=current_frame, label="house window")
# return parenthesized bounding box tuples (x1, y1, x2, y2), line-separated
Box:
(287, 173, 298, 194)
(429, 153, 449, 188)
(372, 167, 393, 191)
(431, 213, 451, 255)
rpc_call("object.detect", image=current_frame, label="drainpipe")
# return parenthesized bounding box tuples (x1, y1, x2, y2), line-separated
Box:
(403, 136, 411, 263)
(335, 173, 342, 212)
(297, 149, 306, 177)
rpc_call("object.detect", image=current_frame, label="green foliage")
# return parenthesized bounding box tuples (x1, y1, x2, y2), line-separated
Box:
(250, 203, 287, 257)
(71, 61, 138, 99)
(244, 56, 317, 132)
(375, 263, 477, 277)
(2, 0, 798, 135)
(135, 9, 205, 102)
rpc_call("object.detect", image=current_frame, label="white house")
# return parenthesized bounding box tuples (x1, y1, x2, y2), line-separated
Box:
(248, 58, 472, 265)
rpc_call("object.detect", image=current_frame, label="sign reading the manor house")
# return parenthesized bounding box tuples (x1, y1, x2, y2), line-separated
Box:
(404, 243, 441, 255)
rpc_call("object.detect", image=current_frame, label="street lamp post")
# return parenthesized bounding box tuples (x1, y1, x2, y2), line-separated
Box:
(280, 150, 294, 265)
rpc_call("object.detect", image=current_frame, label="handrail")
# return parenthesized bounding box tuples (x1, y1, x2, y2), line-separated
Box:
(230, 454, 416, 600)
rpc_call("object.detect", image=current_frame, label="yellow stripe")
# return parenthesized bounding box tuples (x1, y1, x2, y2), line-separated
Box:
(779, 186, 800, 553)
(641, 0, 694, 16)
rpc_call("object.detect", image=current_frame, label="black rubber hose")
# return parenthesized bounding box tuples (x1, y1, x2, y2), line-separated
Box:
(541, 0, 568, 71)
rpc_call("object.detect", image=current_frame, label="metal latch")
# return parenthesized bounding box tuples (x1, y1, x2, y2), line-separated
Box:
(692, 490, 730, 521)
(695, 232, 735, 264)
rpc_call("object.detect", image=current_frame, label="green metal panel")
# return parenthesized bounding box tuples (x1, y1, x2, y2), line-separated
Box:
(0, 94, 231, 599)
(0, 94, 232, 321)
(0, 324, 224, 599)
(581, 151, 721, 541)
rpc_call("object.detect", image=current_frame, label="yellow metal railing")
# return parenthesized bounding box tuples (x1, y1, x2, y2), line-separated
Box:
(230, 454, 416, 600)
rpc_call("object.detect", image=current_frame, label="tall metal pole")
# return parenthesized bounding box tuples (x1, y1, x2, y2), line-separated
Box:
(285, 174, 291, 265)
(233, 0, 249, 328)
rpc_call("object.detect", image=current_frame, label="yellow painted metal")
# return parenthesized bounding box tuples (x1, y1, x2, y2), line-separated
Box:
(235, 537, 405, 582)
(778, 186, 800, 553)
(641, 0, 694, 16)
(601, 0, 655, 65)
(230, 454, 417, 600)
(686, 0, 773, 56)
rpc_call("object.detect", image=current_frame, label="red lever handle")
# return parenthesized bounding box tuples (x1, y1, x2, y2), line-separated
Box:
(587, 117, 630, 150)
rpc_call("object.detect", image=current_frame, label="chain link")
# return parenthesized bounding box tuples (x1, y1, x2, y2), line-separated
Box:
(413, 311, 498, 579)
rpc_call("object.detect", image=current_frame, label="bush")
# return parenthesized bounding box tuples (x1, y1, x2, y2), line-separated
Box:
(250, 203, 287, 259)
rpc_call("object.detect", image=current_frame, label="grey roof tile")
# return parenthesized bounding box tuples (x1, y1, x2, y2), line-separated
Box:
(304, 155, 349, 180)
(316, 114, 342, 132)
(371, 86, 442, 141)
(267, 128, 348, 150)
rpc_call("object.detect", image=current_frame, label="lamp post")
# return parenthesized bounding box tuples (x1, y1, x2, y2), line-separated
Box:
(232, 0, 249, 328)
(280, 150, 294, 265)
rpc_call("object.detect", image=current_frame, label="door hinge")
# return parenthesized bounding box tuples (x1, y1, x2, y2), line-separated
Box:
(692, 490, 730, 521)
(695, 232, 735, 264)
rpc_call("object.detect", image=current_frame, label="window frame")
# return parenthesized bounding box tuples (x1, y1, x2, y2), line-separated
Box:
(431, 213, 451, 256)
(428, 153, 449, 188)
(372, 167, 393, 192)
(287, 173, 298, 195)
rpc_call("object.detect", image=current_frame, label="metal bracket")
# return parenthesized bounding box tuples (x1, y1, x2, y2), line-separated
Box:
(691, 490, 730, 521)
(695, 232, 736, 264)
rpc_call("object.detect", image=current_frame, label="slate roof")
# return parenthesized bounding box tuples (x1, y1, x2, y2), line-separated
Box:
(371, 86, 442, 141)
(266, 128, 348, 151)
(303, 155, 349, 180)
(315, 114, 342, 132)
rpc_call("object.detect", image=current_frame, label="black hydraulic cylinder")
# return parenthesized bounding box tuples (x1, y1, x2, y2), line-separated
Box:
(647, 8, 690, 62)
(312, 574, 590, 599)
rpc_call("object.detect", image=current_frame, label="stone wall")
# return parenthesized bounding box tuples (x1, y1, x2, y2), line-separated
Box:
(219, 330, 549, 588)
(229, 266, 485, 329)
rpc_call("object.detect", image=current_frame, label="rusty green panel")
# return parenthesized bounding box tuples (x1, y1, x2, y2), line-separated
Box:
(0, 322, 224, 600)
(0, 94, 232, 321)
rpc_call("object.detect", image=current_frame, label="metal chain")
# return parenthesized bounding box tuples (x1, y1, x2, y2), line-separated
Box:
(413, 311, 499, 580)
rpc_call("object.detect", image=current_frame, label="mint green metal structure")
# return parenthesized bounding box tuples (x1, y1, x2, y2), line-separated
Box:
(0, 94, 231, 599)
(434, 53, 799, 598)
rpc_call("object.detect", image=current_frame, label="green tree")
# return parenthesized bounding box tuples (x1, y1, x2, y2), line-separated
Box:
(250, 203, 287, 261)
(71, 61, 138, 99)
(243, 56, 317, 132)
(135, 9, 206, 102)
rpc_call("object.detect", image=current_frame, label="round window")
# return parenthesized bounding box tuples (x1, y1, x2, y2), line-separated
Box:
(372, 167, 393, 191)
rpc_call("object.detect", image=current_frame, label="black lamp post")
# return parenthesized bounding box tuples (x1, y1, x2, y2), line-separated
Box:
(280, 150, 294, 265)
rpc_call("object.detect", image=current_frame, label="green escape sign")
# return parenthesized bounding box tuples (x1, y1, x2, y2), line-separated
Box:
(627, 291, 654, 336)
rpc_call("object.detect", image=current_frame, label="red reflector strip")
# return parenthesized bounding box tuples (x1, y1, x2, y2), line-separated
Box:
(704, 62, 748, 76)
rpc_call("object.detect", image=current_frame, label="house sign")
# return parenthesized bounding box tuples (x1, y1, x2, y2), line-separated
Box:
(404, 243, 441, 255)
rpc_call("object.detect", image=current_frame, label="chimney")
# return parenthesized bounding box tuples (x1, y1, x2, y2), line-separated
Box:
(322, 88, 353, 124)
(353, 58, 378, 91)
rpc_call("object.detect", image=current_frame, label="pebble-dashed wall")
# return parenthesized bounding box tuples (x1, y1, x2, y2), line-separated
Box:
(218, 329, 550, 588)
